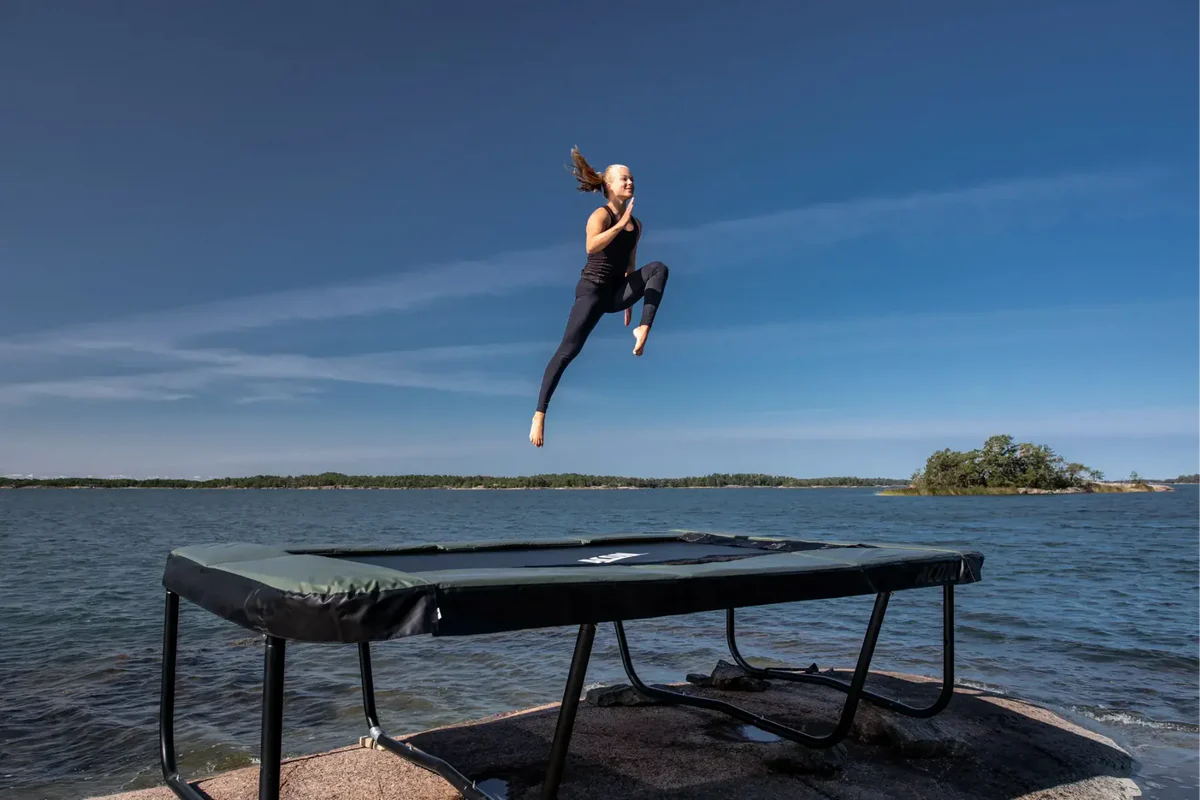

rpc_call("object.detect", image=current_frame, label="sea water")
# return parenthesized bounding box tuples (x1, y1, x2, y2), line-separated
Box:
(1, 486, 1196, 799)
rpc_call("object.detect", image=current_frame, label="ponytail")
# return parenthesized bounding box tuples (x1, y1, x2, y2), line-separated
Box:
(569, 146, 608, 195)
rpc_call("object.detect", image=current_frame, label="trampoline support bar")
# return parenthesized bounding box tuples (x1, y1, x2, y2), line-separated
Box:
(541, 623, 596, 799)
(160, 590, 289, 800)
(358, 642, 496, 800)
(159, 591, 208, 800)
(726, 584, 956, 718)
(613, 591, 891, 748)
(358, 624, 597, 800)
(159, 592, 599, 800)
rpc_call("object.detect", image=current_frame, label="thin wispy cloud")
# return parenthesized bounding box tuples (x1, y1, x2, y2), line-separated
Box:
(232, 384, 323, 405)
(0, 372, 192, 405)
(652, 166, 1170, 249)
(0, 339, 554, 405)
(0, 166, 1174, 406)
(2, 165, 1165, 355)
(0, 356, 539, 405)
(0, 246, 576, 355)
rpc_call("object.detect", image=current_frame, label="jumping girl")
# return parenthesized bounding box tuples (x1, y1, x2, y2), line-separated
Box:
(530, 147, 669, 447)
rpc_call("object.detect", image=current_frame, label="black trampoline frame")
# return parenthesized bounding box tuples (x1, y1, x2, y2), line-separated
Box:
(158, 583, 956, 800)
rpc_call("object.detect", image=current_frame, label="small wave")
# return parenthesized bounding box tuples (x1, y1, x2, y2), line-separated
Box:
(1072, 706, 1199, 733)
(956, 624, 1039, 644)
(957, 679, 1008, 695)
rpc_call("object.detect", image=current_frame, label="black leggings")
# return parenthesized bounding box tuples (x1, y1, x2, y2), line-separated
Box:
(536, 260, 669, 413)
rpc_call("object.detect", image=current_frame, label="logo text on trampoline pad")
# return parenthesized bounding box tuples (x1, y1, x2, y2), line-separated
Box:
(578, 552, 646, 564)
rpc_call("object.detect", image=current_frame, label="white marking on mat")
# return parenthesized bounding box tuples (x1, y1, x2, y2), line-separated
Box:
(578, 552, 647, 564)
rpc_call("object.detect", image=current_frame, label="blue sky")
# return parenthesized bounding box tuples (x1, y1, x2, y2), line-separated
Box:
(1, 0, 1196, 479)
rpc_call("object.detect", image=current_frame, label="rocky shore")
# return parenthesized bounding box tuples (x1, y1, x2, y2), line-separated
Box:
(96, 666, 1141, 799)
(880, 481, 1173, 496)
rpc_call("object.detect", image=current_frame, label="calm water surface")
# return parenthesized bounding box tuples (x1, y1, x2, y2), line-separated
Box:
(1, 487, 1196, 799)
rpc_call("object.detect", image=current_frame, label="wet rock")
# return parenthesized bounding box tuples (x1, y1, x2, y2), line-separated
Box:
(703, 718, 784, 744)
(584, 683, 670, 707)
(709, 659, 771, 691)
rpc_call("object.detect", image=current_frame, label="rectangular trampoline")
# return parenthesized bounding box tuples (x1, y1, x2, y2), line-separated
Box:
(157, 530, 984, 800)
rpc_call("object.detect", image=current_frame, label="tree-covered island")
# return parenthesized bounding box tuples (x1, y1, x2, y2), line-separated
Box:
(880, 435, 1177, 496)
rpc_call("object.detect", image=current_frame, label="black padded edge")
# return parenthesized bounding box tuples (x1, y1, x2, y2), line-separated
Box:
(162, 553, 438, 643)
(162, 546, 982, 642)
(431, 550, 983, 636)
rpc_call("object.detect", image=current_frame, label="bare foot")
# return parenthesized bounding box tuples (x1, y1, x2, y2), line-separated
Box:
(632, 325, 650, 356)
(530, 412, 545, 447)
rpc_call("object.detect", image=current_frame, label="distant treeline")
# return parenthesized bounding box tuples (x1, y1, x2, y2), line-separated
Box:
(0, 472, 906, 490)
(1163, 474, 1199, 484)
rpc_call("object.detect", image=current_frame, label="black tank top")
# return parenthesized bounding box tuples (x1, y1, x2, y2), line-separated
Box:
(580, 206, 639, 286)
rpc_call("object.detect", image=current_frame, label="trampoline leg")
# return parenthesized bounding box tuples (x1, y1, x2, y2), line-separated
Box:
(158, 590, 209, 800)
(727, 584, 956, 718)
(258, 637, 286, 800)
(614, 592, 891, 748)
(357, 642, 497, 800)
(541, 623, 596, 800)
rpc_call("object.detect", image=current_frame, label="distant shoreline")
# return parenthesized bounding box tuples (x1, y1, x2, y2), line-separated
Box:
(3, 471, 1193, 492)
(1, 483, 905, 491)
(0, 472, 908, 491)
